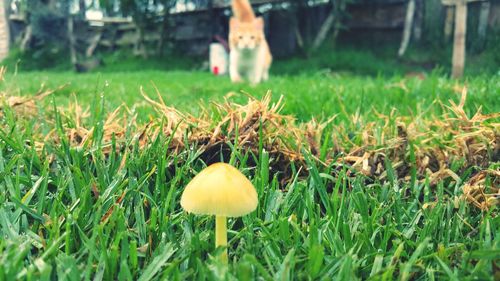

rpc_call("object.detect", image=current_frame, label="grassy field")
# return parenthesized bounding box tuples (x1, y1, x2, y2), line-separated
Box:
(0, 48, 499, 280)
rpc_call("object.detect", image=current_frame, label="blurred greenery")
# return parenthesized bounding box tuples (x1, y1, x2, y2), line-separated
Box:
(3, 38, 499, 76)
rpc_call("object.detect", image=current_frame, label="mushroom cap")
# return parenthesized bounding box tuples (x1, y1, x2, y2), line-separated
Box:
(180, 162, 258, 217)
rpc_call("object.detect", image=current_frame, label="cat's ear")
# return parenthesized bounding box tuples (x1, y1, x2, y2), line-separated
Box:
(254, 17, 264, 30)
(230, 17, 239, 29)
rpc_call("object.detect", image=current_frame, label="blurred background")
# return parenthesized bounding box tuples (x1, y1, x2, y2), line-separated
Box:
(0, 0, 498, 76)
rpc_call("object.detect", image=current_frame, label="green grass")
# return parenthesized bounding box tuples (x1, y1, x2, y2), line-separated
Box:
(0, 47, 499, 279)
(0, 98, 498, 279)
(2, 70, 499, 123)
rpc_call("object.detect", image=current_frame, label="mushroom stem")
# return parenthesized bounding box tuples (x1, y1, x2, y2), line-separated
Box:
(215, 215, 228, 263)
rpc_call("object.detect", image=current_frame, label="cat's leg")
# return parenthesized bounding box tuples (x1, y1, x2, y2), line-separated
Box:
(250, 71, 262, 85)
(230, 65, 242, 83)
(229, 52, 242, 83)
(251, 46, 270, 84)
(250, 63, 263, 85)
(262, 67, 269, 81)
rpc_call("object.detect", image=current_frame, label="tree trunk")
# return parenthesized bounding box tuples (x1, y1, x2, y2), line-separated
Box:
(451, 2, 466, 78)
(0, 0, 10, 61)
(398, 0, 415, 57)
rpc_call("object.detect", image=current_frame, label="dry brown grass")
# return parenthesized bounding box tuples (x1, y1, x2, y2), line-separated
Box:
(1, 79, 498, 210)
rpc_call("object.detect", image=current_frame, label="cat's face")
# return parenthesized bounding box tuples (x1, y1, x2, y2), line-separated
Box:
(229, 17, 264, 50)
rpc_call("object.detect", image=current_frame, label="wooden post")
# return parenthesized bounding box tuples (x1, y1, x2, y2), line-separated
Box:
(442, 0, 485, 79)
(451, 1, 466, 78)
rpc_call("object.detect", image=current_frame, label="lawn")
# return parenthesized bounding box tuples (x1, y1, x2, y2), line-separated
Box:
(0, 49, 499, 280)
(3, 70, 499, 121)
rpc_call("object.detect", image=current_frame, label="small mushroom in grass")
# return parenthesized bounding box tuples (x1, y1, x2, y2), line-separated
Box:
(180, 162, 258, 263)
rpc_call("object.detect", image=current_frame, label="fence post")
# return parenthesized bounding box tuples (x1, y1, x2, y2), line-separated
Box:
(451, 1, 466, 78)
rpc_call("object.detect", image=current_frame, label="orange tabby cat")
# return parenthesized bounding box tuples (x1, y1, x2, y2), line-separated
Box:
(229, 0, 272, 84)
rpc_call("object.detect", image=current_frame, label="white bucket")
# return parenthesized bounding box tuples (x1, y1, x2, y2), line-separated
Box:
(209, 43, 228, 76)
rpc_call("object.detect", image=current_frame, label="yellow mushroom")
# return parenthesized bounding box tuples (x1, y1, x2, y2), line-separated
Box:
(180, 162, 258, 263)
